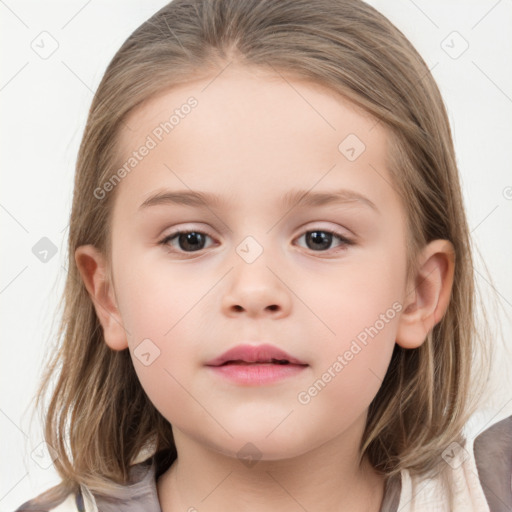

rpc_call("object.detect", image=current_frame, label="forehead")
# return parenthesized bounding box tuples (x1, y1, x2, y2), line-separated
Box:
(111, 66, 397, 218)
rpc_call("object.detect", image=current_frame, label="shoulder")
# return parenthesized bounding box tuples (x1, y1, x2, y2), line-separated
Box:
(14, 451, 163, 512)
(473, 414, 512, 511)
(394, 412, 512, 512)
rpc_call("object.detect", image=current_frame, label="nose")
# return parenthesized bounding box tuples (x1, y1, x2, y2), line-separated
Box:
(221, 254, 292, 319)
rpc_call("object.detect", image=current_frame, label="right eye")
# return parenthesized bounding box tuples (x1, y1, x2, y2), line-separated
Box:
(158, 230, 216, 253)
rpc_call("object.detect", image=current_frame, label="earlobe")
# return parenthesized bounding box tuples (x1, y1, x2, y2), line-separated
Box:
(74, 244, 129, 351)
(396, 239, 455, 349)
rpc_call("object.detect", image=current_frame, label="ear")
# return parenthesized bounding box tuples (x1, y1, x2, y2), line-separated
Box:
(396, 239, 455, 349)
(74, 244, 128, 351)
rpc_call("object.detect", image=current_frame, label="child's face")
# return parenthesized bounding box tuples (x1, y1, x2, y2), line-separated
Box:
(103, 66, 411, 459)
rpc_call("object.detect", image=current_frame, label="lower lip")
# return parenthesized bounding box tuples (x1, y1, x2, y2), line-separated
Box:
(206, 363, 308, 385)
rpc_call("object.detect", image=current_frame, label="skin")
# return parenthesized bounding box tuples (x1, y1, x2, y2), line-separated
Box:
(75, 65, 455, 512)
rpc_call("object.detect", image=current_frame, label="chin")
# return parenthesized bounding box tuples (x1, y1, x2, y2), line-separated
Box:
(207, 430, 314, 464)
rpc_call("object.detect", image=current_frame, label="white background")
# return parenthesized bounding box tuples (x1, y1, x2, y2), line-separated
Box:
(1, 0, 511, 510)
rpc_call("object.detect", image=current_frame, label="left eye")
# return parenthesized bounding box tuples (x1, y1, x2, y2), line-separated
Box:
(295, 230, 353, 252)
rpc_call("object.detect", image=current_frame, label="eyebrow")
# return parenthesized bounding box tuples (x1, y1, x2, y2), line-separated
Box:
(138, 188, 378, 213)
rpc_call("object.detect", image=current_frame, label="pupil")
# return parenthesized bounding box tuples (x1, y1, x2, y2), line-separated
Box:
(180, 232, 204, 251)
(307, 231, 331, 250)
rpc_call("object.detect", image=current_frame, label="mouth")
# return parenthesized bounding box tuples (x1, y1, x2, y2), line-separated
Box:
(206, 354, 308, 385)
(218, 359, 301, 366)
(205, 343, 308, 367)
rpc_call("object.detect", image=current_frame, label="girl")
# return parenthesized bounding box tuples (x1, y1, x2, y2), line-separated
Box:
(14, 0, 511, 511)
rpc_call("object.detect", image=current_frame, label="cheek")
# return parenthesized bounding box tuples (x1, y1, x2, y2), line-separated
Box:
(296, 247, 405, 403)
(111, 255, 207, 400)
(113, 249, 210, 342)
(295, 295, 400, 438)
(120, 282, 204, 427)
(302, 248, 406, 347)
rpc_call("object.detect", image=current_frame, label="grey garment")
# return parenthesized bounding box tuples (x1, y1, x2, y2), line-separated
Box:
(91, 461, 163, 512)
(474, 415, 512, 512)
(379, 472, 401, 512)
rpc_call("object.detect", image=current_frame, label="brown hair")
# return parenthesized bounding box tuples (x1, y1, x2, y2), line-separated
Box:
(17, 0, 491, 508)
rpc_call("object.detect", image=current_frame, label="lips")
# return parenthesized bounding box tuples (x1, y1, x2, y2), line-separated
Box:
(205, 343, 307, 367)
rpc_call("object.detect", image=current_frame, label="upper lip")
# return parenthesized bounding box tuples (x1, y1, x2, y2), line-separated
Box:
(205, 343, 308, 367)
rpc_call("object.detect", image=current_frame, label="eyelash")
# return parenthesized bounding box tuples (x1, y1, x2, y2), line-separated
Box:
(158, 227, 354, 255)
